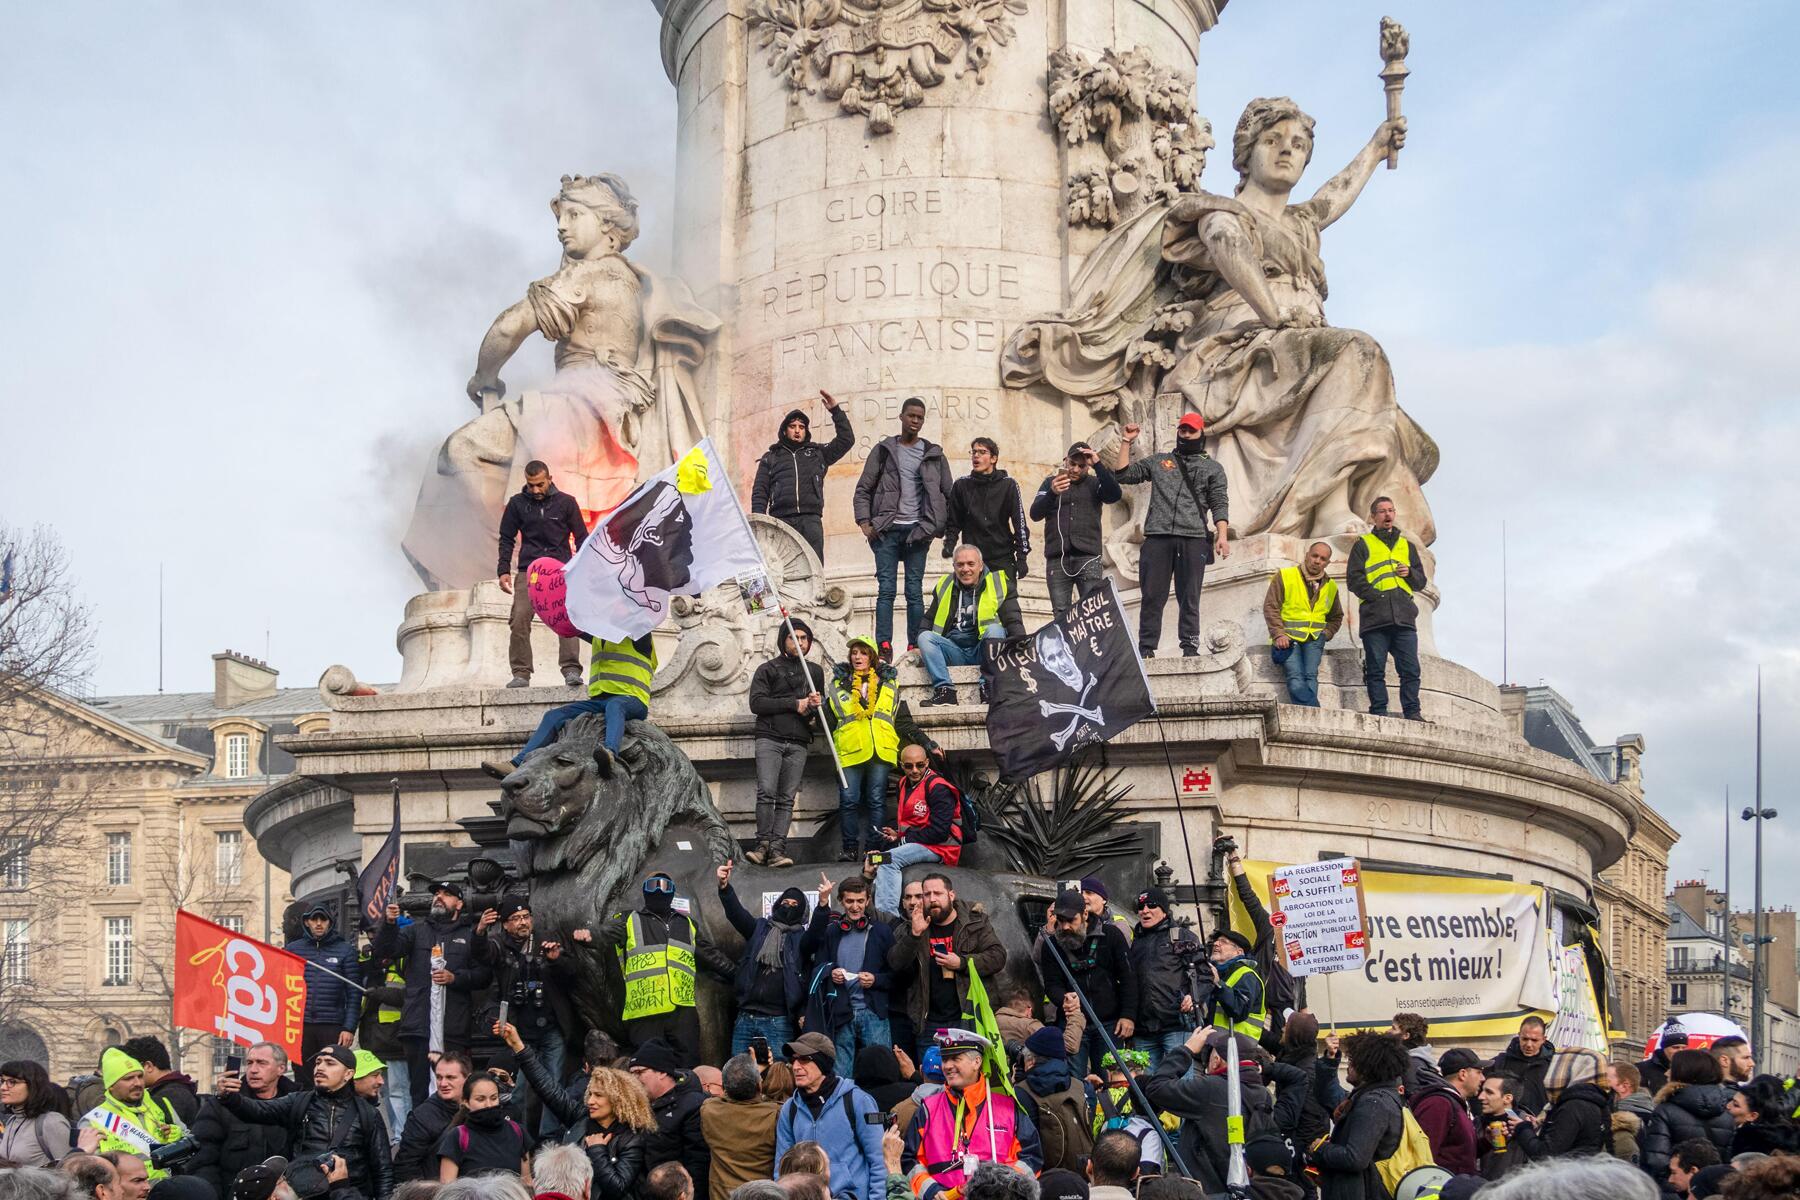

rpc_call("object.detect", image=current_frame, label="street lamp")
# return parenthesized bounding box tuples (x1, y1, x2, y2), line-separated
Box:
(1742, 801, 1778, 1058)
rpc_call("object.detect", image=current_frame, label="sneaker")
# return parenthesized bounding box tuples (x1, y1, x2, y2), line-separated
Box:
(768, 840, 795, 868)
(1140, 650, 1155, 660)
(505, 676, 530, 688)
(879, 640, 894, 665)
(1181, 648, 1200, 658)
(837, 849, 858, 863)
(745, 841, 770, 866)
(562, 669, 583, 687)
(920, 685, 958, 708)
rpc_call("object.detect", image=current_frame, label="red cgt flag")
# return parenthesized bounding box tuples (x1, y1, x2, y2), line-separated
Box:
(173, 910, 306, 1063)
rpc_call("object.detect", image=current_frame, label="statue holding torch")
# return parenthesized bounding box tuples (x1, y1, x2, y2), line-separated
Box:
(1379, 16, 1410, 169)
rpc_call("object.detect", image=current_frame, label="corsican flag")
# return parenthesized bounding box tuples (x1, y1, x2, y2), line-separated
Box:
(564, 439, 762, 642)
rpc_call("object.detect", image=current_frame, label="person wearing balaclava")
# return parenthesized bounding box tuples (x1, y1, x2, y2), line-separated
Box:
(1113, 412, 1231, 659)
(716, 860, 812, 1058)
(591, 872, 735, 1062)
(749, 391, 855, 562)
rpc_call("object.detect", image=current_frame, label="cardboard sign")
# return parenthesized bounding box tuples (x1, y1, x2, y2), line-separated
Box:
(1269, 858, 1369, 978)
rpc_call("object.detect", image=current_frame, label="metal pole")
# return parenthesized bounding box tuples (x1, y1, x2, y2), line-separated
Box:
(1753, 671, 1764, 1056)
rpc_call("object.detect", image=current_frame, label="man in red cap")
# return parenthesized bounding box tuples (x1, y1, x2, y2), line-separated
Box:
(1113, 414, 1230, 657)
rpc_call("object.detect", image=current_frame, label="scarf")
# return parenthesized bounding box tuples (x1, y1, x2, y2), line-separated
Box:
(757, 893, 807, 970)
(845, 668, 879, 718)
(465, 1105, 508, 1132)
(1175, 438, 1206, 457)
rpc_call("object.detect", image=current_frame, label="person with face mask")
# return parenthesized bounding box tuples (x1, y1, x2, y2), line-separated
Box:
(750, 392, 855, 562)
(373, 883, 495, 1106)
(1113, 415, 1230, 659)
(716, 862, 812, 1059)
(592, 874, 735, 1062)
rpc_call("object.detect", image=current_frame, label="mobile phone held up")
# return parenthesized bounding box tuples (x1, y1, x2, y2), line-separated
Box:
(225, 1055, 242, 1074)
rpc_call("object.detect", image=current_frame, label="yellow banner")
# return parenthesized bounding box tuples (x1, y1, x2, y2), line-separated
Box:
(1231, 861, 1558, 1038)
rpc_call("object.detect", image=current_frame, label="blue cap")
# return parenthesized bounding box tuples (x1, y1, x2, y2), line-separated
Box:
(922, 1046, 944, 1082)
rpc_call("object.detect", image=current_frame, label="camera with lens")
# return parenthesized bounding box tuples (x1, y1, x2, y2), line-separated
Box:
(1170, 936, 1206, 965)
(149, 1137, 199, 1171)
(509, 977, 546, 1007)
(1212, 834, 1238, 856)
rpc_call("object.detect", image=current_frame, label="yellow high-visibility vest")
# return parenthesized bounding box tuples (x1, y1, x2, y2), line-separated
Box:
(1360, 534, 1414, 595)
(589, 638, 657, 704)
(617, 911, 697, 1020)
(1210, 962, 1270, 1037)
(829, 673, 899, 767)
(378, 965, 403, 1023)
(1275, 567, 1337, 643)
(928, 570, 1011, 632)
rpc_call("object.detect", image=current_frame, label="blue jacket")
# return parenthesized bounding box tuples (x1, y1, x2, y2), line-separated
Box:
(801, 905, 896, 1024)
(720, 884, 808, 1016)
(776, 1077, 886, 1200)
(287, 922, 361, 1031)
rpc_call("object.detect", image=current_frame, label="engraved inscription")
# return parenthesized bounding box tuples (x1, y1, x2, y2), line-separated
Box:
(775, 318, 1007, 367)
(759, 260, 1022, 320)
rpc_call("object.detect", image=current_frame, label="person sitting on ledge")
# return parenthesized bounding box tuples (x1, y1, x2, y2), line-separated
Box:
(917, 546, 1024, 708)
(486, 633, 656, 778)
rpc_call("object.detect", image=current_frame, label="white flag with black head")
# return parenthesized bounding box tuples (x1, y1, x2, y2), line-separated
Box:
(564, 439, 763, 641)
(983, 582, 1155, 778)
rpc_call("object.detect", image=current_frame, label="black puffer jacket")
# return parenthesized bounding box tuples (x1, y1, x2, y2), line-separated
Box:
(1732, 1118, 1800, 1157)
(1516, 1081, 1611, 1160)
(1127, 919, 1199, 1035)
(646, 1074, 710, 1200)
(752, 407, 855, 520)
(1141, 1048, 1304, 1190)
(565, 1120, 647, 1200)
(221, 1083, 393, 1199)
(1640, 1081, 1736, 1187)
(393, 1095, 458, 1183)
(1312, 1082, 1404, 1200)
(748, 651, 828, 745)
(1485, 1037, 1556, 1115)
(189, 1079, 298, 1200)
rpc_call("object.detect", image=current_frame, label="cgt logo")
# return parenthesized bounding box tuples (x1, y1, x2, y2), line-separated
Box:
(173, 911, 306, 1059)
(190, 937, 302, 1042)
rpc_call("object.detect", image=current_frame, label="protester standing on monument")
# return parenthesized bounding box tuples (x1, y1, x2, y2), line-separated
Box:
(497, 461, 590, 688)
(497, 633, 657, 775)
(1126, 886, 1200, 1070)
(853, 397, 953, 664)
(1030, 442, 1123, 619)
(827, 637, 899, 865)
(917, 546, 1025, 707)
(868, 746, 966, 918)
(1346, 496, 1427, 721)
(287, 903, 361, 1086)
(1263, 542, 1342, 707)
(802, 874, 896, 1065)
(375, 884, 493, 1106)
(1039, 891, 1137, 1079)
(889, 876, 1007, 1059)
(941, 438, 1030, 581)
(751, 393, 855, 563)
(1113, 416, 1230, 658)
(474, 898, 577, 1137)
(716, 862, 811, 1060)
(593, 873, 735, 1062)
(745, 619, 827, 869)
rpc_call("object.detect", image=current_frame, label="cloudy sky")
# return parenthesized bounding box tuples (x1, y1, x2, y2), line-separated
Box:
(2, 2, 1794, 902)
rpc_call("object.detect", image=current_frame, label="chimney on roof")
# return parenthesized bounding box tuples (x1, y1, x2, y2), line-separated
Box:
(213, 650, 278, 709)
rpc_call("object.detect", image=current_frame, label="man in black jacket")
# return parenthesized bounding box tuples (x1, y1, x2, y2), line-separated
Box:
(1126, 887, 1198, 1070)
(189, 1042, 296, 1200)
(745, 619, 826, 868)
(751, 393, 854, 562)
(475, 898, 578, 1137)
(372, 884, 493, 1104)
(389, 1052, 470, 1184)
(1345, 496, 1428, 721)
(1039, 890, 1137, 1079)
(942, 438, 1030, 580)
(218, 1046, 393, 1200)
(630, 1039, 711, 1200)
(1030, 442, 1122, 618)
(1485, 1018, 1555, 1116)
(1141, 1028, 1308, 1191)
(496, 460, 589, 688)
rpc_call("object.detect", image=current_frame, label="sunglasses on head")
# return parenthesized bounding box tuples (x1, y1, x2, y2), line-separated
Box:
(643, 877, 675, 894)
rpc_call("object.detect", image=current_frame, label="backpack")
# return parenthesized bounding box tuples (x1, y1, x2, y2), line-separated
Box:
(1021, 1081, 1092, 1172)
(957, 791, 980, 845)
(1376, 1107, 1436, 1197)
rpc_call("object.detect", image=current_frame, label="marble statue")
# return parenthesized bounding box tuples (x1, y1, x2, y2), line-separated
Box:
(403, 174, 720, 590)
(1004, 98, 1438, 546)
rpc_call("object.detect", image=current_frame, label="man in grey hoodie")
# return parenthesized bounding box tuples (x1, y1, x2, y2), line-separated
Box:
(1113, 414, 1229, 658)
(854, 397, 953, 661)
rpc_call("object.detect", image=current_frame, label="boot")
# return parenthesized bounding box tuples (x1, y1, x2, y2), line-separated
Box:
(768, 838, 795, 868)
(920, 684, 958, 708)
(745, 839, 770, 866)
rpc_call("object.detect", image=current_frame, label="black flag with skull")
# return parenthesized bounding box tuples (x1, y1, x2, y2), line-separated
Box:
(982, 582, 1155, 778)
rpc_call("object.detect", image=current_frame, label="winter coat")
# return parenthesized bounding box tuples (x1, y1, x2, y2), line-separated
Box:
(853, 436, 953, 539)
(889, 901, 1009, 1028)
(1140, 1048, 1304, 1191)
(752, 407, 855, 520)
(0, 1108, 71, 1168)
(1312, 1082, 1404, 1200)
(748, 653, 829, 746)
(776, 1077, 887, 1200)
(1127, 919, 1199, 1035)
(394, 1095, 458, 1183)
(221, 1082, 394, 1200)
(1017, 1058, 1089, 1172)
(1039, 923, 1138, 1026)
(189, 1080, 298, 1200)
(1731, 1117, 1800, 1157)
(994, 1006, 1084, 1060)
(646, 1073, 711, 1200)
(1610, 1111, 1642, 1165)
(1409, 1078, 1478, 1175)
(943, 469, 1030, 574)
(564, 1119, 647, 1200)
(1206, 952, 1266, 1033)
(1515, 1081, 1611, 1161)
(1640, 1081, 1737, 1187)
(699, 1097, 780, 1200)
(1113, 446, 1229, 541)
(1485, 1037, 1556, 1115)
(721, 883, 809, 1017)
(370, 910, 494, 1044)
(149, 1073, 202, 1126)
(288, 922, 362, 1032)
(1228, 873, 1301, 1024)
(1635, 1053, 1673, 1097)
(358, 965, 406, 1061)
(1275, 1045, 1337, 1151)
(1030, 465, 1122, 566)
(801, 905, 897, 1025)
(477, 928, 579, 1045)
(1345, 526, 1429, 633)
(497, 484, 588, 574)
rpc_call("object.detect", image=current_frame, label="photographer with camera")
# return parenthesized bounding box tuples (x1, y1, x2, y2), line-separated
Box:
(1037, 892, 1137, 1080)
(1029, 441, 1123, 619)
(216, 1047, 394, 1200)
(79, 1049, 188, 1182)
(475, 899, 578, 1138)
(1126, 887, 1202, 1071)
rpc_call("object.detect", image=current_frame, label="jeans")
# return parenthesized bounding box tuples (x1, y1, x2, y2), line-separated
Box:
(1361, 625, 1421, 717)
(514, 693, 649, 762)
(917, 626, 1003, 688)
(755, 738, 809, 841)
(380, 1059, 412, 1146)
(509, 569, 580, 679)
(874, 842, 943, 915)
(872, 526, 929, 648)
(730, 1012, 795, 1060)
(517, 1027, 567, 1140)
(1047, 558, 1107, 619)
(1279, 637, 1326, 707)
(775, 514, 825, 563)
(1134, 1029, 1190, 1072)
(833, 1009, 893, 1065)
(838, 760, 891, 853)
(1137, 534, 1208, 654)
